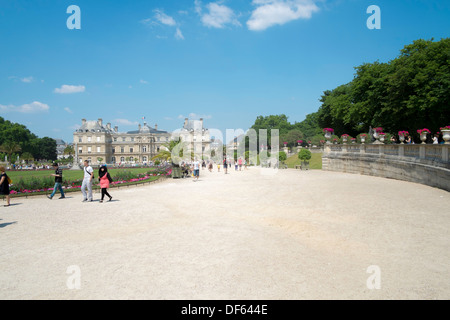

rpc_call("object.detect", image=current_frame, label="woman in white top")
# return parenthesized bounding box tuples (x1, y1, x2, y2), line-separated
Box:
(432, 135, 439, 144)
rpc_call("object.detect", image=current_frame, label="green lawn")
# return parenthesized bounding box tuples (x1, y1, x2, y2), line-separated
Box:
(7, 167, 155, 183)
(285, 152, 323, 169)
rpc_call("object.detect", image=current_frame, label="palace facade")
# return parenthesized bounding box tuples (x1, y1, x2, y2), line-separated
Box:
(73, 118, 211, 165)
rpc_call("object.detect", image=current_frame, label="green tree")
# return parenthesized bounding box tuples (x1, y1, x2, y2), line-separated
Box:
(64, 145, 75, 157)
(0, 141, 22, 163)
(298, 149, 312, 161)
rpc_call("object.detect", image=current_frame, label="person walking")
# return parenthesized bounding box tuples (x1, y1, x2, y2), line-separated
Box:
(98, 165, 113, 203)
(81, 160, 94, 202)
(193, 158, 200, 181)
(48, 163, 65, 200)
(238, 157, 243, 171)
(223, 157, 228, 174)
(0, 166, 11, 207)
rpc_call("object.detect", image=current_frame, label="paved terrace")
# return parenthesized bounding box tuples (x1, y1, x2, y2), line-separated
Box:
(0, 168, 449, 299)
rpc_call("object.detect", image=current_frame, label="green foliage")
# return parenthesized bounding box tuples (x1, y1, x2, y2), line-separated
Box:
(298, 149, 312, 161)
(250, 114, 322, 149)
(0, 117, 57, 161)
(278, 151, 287, 162)
(316, 38, 450, 138)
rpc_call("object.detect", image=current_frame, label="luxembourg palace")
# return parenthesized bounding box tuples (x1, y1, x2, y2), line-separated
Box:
(73, 118, 211, 165)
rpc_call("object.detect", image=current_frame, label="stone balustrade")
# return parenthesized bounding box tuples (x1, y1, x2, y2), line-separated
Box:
(323, 144, 450, 192)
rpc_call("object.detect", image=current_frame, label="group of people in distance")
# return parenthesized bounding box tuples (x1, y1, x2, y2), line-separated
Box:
(0, 160, 115, 207)
(179, 157, 248, 181)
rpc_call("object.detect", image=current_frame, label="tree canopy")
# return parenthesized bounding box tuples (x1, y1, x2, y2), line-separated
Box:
(317, 38, 450, 137)
(0, 116, 57, 162)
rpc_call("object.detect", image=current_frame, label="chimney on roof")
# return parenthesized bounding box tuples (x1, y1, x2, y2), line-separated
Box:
(184, 118, 188, 127)
(98, 118, 103, 126)
(138, 124, 141, 130)
(82, 119, 86, 125)
(155, 124, 158, 130)
(106, 123, 111, 130)
(114, 126, 118, 133)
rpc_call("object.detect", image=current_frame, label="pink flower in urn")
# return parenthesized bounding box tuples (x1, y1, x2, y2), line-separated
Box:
(323, 128, 334, 133)
(417, 128, 431, 134)
(374, 127, 383, 133)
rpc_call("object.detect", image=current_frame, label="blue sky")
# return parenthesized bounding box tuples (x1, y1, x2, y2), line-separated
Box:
(0, 0, 449, 143)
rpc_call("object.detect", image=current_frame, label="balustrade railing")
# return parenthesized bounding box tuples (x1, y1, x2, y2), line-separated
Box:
(324, 143, 449, 164)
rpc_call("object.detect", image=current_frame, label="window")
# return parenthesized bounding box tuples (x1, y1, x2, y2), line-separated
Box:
(157, 147, 160, 152)
(121, 147, 124, 153)
(87, 137, 92, 142)
(78, 137, 82, 143)
(142, 146, 147, 153)
(131, 137, 135, 142)
(143, 156, 147, 162)
(165, 137, 169, 141)
(97, 146, 101, 153)
(88, 147, 92, 153)
(122, 137, 126, 142)
(97, 136, 101, 142)
(112, 157, 116, 163)
(130, 148, 134, 153)
(112, 148, 115, 154)
(157, 137, 160, 142)
(78, 147, 83, 154)
(113, 137, 117, 142)
(120, 157, 125, 162)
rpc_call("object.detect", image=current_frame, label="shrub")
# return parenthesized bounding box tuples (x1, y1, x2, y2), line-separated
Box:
(298, 149, 312, 161)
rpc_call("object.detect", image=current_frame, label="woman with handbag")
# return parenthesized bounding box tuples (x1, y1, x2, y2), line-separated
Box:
(0, 166, 11, 207)
(98, 165, 113, 203)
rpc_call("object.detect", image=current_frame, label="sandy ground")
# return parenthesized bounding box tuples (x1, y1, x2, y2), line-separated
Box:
(0, 167, 449, 300)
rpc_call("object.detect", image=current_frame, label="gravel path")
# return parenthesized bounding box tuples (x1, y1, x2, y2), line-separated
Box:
(0, 168, 449, 299)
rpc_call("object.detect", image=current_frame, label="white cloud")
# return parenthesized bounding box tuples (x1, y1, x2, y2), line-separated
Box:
(21, 76, 34, 83)
(0, 101, 50, 114)
(64, 107, 73, 114)
(143, 10, 185, 40)
(247, 0, 320, 31)
(175, 27, 185, 40)
(140, 79, 149, 84)
(113, 119, 139, 126)
(200, 2, 241, 28)
(154, 9, 177, 26)
(54, 85, 86, 94)
(195, 0, 203, 15)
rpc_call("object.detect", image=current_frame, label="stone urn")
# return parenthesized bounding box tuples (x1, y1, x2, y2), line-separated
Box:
(420, 132, 428, 144)
(379, 134, 385, 143)
(324, 132, 332, 144)
(441, 130, 450, 144)
(399, 135, 405, 144)
(342, 136, 348, 144)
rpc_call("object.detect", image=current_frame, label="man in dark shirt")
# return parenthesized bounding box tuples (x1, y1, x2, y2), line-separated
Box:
(48, 163, 65, 199)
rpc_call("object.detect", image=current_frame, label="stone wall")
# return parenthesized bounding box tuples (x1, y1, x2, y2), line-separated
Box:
(323, 144, 450, 192)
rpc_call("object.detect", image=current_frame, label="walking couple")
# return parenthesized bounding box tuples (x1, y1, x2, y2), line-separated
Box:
(81, 160, 114, 203)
